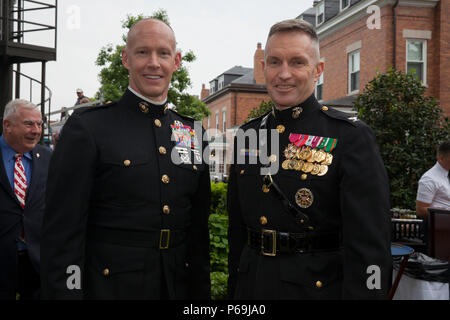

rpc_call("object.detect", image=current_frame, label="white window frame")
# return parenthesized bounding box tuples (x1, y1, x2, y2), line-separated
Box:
(222, 108, 227, 131)
(348, 50, 360, 94)
(316, 72, 324, 101)
(316, 2, 325, 26)
(218, 76, 225, 91)
(406, 39, 427, 85)
(340, 0, 351, 11)
(215, 111, 219, 131)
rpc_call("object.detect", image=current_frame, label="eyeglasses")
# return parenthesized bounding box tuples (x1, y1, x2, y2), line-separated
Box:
(23, 120, 44, 128)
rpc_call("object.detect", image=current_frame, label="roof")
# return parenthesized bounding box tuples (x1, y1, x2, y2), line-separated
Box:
(221, 66, 253, 77)
(301, 7, 316, 16)
(231, 71, 256, 85)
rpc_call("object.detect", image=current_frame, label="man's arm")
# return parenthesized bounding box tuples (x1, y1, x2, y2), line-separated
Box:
(227, 138, 247, 299)
(416, 177, 435, 218)
(340, 124, 392, 299)
(188, 157, 212, 299)
(416, 200, 431, 218)
(40, 112, 96, 300)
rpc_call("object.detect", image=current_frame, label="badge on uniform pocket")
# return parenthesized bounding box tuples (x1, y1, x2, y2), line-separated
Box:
(295, 188, 314, 209)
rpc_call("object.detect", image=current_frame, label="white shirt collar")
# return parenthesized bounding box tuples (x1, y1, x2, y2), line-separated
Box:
(436, 162, 449, 176)
(128, 87, 167, 106)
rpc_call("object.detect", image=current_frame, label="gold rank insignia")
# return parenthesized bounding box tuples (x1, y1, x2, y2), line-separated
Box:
(292, 107, 303, 119)
(295, 188, 314, 209)
(139, 102, 150, 114)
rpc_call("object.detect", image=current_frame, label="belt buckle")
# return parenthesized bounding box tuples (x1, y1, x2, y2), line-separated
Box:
(159, 229, 171, 250)
(261, 229, 277, 257)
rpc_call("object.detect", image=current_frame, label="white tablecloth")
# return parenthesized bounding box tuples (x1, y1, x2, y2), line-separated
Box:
(393, 270, 449, 300)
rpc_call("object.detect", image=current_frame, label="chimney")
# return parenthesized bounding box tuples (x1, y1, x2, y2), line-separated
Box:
(254, 42, 265, 85)
(200, 84, 210, 101)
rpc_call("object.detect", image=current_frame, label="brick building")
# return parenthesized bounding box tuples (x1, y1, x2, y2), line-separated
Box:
(298, 0, 449, 115)
(201, 43, 271, 180)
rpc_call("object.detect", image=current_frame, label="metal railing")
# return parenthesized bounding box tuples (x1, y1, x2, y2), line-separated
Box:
(1, 0, 57, 47)
(12, 68, 53, 142)
(12, 69, 52, 108)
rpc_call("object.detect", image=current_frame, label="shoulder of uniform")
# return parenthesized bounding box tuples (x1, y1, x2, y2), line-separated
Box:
(240, 111, 271, 130)
(169, 109, 196, 122)
(72, 101, 117, 116)
(320, 105, 361, 127)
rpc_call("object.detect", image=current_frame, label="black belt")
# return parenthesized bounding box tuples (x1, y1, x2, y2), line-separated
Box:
(87, 226, 186, 249)
(248, 228, 341, 256)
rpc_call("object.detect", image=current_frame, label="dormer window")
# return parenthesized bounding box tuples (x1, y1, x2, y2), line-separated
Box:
(317, 2, 325, 25)
(218, 76, 225, 91)
(210, 81, 216, 94)
(340, 0, 350, 11)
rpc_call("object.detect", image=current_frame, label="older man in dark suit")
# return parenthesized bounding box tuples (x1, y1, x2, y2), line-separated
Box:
(0, 99, 52, 300)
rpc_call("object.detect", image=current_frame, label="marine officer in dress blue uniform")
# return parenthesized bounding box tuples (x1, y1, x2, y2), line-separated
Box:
(227, 19, 392, 300)
(41, 19, 211, 300)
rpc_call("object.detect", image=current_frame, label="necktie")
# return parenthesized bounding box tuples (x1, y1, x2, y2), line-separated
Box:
(14, 154, 27, 209)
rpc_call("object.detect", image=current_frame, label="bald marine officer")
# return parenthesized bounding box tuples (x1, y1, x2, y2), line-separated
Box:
(227, 19, 392, 300)
(41, 19, 211, 300)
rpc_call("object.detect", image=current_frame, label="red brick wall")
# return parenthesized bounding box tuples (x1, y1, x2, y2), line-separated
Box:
(320, 5, 393, 101)
(254, 43, 266, 85)
(203, 91, 271, 131)
(319, 3, 449, 116)
(203, 94, 232, 134)
(438, 0, 450, 116)
(233, 92, 271, 126)
(395, 6, 435, 94)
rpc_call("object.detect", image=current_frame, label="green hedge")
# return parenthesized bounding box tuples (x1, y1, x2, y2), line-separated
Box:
(209, 182, 229, 300)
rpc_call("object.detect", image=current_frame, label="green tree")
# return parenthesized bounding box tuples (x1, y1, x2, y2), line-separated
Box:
(95, 10, 210, 120)
(354, 68, 450, 209)
(246, 100, 273, 122)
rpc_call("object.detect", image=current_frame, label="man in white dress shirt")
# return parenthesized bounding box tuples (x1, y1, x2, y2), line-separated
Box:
(416, 140, 450, 218)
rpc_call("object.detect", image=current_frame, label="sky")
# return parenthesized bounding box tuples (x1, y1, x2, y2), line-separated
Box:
(16, 0, 312, 119)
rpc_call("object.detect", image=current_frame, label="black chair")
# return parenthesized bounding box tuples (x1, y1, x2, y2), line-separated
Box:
(427, 208, 450, 262)
(391, 218, 427, 253)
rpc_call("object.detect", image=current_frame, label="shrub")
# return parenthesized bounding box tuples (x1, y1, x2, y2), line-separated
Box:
(354, 68, 450, 209)
(209, 182, 229, 300)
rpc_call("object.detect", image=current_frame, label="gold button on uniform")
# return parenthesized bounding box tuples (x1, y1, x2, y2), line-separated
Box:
(240, 170, 245, 175)
(124, 160, 131, 167)
(159, 147, 167, 155)
(269, 155, 277, 163)
(193, 165, 198, 171)
(277, 125, 285, 134)
(301, 174, 308, 181)
(260, 216, 268, 226)
(155, 119, 162, 128)
(322, 106, 329, 111)
(162, 175, 170, 184)
(163, 205, 171, 215)
(316, 281, 323, 288)
(103, 269, 110, 277)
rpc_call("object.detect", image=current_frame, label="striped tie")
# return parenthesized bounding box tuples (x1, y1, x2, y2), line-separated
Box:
(14, 154, 27, 209)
